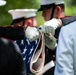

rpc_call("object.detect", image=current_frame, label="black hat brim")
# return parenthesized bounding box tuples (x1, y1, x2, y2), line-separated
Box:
(38, 3, 55, 11)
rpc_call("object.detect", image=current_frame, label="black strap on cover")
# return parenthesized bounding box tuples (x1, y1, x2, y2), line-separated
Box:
(50, 4, 56, 19)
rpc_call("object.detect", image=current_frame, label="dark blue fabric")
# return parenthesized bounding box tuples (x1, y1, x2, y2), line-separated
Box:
(16, 37, 39, 75)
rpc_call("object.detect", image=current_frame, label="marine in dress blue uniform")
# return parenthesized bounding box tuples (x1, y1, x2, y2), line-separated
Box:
(8, 9, 45, 75)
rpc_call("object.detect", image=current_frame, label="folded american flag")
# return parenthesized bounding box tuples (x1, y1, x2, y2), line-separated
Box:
(16, 37, 39, 75)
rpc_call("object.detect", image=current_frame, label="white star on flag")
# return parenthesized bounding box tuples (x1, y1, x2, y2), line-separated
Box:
(29, 46, 34, 55)
(21, 40, 24, 44)
(22, 46, 27, 54)
(26, 39, 30, 45)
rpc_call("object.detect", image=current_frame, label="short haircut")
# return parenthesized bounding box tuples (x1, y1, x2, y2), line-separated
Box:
(57, 4, 65, 11)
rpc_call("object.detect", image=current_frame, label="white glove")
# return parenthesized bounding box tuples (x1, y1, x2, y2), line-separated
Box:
(41, 18, 61, 35)
(45, 33, 57, 50)
(25, 26, 40, 42)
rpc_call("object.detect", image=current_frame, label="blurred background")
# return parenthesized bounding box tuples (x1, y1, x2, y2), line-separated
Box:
(0, 0, 76, 26)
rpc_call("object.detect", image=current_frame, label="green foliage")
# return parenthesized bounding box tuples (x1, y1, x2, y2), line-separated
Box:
(64, 0, 76, 16)
(6, 0, 40, 9)
(65, 0, 76, 6)
(36, 12, 45, 27)
(65, 5, 76, 16)
(0, 0, 76, 26)
(0, 0, 41, 26)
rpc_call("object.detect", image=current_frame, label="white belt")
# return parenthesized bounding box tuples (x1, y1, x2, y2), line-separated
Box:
(42, 60, 55, 74)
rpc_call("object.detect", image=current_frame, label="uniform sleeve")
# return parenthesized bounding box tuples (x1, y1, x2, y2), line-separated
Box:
(54, 27, 74, 75)
(0, 26, 25, 40)
(61, 16, 76, 25)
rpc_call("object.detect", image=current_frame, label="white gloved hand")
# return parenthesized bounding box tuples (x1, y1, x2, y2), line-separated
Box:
(41, 18, 61, 35)
(45, 33, 57, 50)
(25, 26, 40, 42)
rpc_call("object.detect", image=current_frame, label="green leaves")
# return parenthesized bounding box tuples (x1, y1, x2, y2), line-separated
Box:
(0, 0, 41, 25)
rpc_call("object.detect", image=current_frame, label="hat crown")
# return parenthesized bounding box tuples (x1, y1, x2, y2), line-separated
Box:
(8, 9, 37, 20)
(41, 0, 64, 5)
(0, 0, 6, 6)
